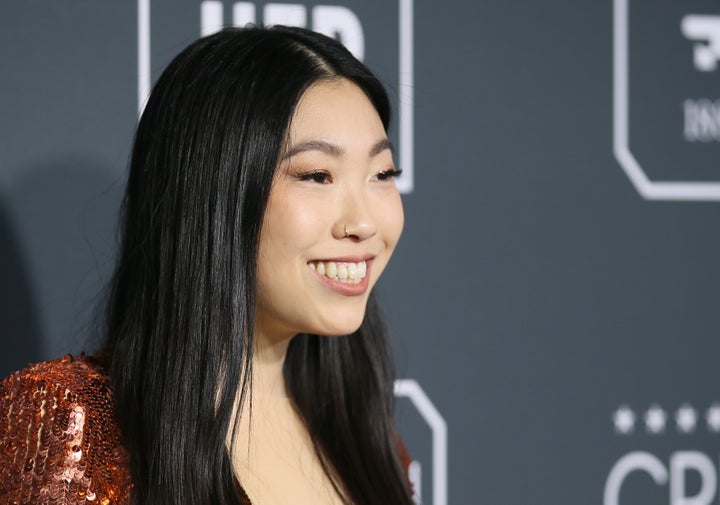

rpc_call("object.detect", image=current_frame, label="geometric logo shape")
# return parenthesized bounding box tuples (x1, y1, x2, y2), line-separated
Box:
(395, 379, 448, 505)
(613, 0, 720, 200)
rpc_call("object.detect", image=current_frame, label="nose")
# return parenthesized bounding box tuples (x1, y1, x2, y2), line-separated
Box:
(332, 190, 377, 241)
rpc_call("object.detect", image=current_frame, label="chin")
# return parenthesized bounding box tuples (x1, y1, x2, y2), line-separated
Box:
(312, 314, 365, 337)
(300, 296, 369, 337)
(317, 323, 363, 337)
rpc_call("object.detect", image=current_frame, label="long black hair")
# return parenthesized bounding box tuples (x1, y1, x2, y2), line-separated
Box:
(104, 26, 413, 505)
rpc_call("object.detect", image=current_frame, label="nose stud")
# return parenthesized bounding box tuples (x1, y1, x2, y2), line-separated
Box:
(344, 224, 350, 238)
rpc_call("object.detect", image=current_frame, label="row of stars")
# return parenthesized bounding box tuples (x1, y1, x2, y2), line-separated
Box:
(613, 404, 720, 435)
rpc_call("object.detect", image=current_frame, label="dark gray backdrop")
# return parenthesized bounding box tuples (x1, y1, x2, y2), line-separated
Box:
(2, 1, 719, 504)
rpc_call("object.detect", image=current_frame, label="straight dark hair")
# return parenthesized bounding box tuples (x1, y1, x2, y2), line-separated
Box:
(104, 26, 413, 505)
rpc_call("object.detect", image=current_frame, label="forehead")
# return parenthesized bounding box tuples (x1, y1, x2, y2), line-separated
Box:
(288, 78, 386, 144)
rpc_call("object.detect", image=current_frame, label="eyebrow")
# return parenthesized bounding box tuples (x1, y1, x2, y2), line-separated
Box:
(281, 138, 394, 160)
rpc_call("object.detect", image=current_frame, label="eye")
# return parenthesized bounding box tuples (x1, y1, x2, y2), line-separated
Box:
(297, 170, 332, 184)
(373, 168, 403, 182)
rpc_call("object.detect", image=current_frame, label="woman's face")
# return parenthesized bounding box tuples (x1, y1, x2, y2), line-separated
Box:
(255, 78, 404, 340)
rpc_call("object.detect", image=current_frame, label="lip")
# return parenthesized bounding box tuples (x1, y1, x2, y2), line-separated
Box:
(308, 257, 374, 296)
(310, 254, 375, 263)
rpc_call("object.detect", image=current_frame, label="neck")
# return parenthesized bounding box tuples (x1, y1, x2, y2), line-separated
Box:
(251, 328, 295, 398)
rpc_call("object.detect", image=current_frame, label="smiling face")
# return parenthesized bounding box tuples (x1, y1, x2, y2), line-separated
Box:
(255, 78, 404, 341)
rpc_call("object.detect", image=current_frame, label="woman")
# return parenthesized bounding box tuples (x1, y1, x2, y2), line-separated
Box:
(0, 26, 412, 505)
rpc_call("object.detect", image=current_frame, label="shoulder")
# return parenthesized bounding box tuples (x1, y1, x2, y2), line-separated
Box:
(2, 353, 110, 396)
(0, 354, 133, 504)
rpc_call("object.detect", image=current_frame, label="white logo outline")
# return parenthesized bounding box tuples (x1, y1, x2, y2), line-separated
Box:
(613, 0, 720, 201)
(395, 379, 448, 505)
(137, 0, 414, 194)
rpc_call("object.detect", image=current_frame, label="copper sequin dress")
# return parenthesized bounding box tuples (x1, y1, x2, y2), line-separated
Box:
(0, 355, 411, 505)
(0, 355, 132, 505)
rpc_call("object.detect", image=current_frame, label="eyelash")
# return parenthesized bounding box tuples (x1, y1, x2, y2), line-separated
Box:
(298, 170, 332, 184)
(374, 168, 403, 181)
(296, 168, 403, 184)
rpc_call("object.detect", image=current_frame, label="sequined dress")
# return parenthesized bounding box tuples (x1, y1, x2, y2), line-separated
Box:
(0, 355, 412, 505)
(0, 355, 132, 505)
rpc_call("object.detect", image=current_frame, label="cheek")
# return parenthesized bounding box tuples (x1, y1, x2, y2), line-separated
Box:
(382, 192, 405, 247)
(263, 195, 330, 259)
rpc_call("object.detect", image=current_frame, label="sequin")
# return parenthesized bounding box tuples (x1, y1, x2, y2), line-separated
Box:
(0, 355, 133, 504)
(1, 355, 410, 505)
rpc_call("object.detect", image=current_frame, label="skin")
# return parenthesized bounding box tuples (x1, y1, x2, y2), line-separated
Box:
(251, 77, 404, 396)
(228, 78, 404, 503)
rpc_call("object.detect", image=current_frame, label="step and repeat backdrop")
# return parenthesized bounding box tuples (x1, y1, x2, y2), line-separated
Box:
(2, 1, 720, 503)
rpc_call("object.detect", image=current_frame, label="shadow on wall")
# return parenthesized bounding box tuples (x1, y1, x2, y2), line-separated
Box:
(0, 197, 42, 378)
(1, 158, 124, 378)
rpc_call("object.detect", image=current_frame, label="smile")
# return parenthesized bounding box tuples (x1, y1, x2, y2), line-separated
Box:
(308, 260, 367, 284)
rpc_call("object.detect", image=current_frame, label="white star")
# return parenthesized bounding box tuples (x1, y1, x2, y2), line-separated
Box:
(613, 405, 635, 434)
(706, 403, 720, 433)
(644, 405, 666, 434)
(676, 404, 697, 433)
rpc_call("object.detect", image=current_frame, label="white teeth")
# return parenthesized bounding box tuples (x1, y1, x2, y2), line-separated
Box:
(309, 260, 367, 284)
(326, 262, 337, 278)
